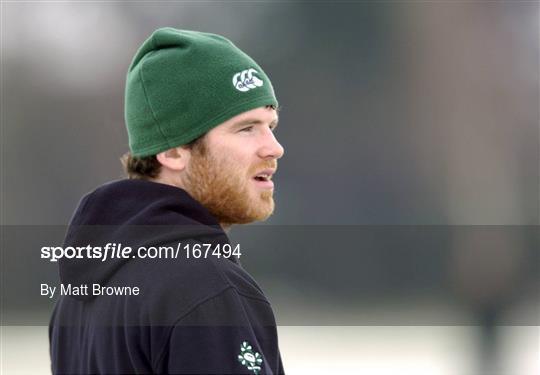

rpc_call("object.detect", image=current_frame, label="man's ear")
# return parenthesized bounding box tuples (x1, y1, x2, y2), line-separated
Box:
(156, 146, 191, 172)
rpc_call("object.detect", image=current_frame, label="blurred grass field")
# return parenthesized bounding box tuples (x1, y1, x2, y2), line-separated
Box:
(2, 325, 538, 374)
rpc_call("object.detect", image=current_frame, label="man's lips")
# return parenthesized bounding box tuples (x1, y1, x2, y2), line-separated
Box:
(252, 168, 276, 189)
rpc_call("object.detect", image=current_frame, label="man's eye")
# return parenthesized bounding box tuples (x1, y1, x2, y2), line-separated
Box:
(240, 126, 253, 132)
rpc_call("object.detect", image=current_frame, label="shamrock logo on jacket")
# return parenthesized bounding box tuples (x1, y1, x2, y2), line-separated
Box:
(237, 341, 263, 374)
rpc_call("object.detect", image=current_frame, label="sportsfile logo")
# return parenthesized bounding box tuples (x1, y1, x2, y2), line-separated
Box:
(232, 68, 264, 92)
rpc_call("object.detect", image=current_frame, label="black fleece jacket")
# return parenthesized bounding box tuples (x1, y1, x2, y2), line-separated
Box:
(49, 179, 284, 375)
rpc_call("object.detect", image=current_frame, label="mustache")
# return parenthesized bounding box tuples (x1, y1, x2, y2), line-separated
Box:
(248, 160, 278, 175)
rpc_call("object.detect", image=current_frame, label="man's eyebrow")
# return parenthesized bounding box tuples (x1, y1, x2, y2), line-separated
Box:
(233, 118, 279, 128)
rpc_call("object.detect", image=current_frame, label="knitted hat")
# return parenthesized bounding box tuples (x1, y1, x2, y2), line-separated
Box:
(125, 27, 278, 157)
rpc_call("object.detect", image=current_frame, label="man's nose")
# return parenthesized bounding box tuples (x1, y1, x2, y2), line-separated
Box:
(258, 130, 285, 160)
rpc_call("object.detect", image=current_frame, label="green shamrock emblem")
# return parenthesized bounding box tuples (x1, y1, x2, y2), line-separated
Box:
(237, 341, 263, 374)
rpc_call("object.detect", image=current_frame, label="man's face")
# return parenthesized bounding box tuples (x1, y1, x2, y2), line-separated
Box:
(184, 106, 284, 225)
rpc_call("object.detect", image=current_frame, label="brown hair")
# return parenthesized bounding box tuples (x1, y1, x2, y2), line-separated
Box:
(121, 136, 205, 180)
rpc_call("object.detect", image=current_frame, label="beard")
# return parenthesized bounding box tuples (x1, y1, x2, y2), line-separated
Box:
(183, 142, 277, 226)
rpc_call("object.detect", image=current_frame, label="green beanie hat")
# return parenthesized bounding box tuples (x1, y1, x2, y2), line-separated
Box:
(125, 27, 278, 157)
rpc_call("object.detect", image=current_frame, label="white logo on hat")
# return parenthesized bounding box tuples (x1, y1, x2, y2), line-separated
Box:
(232, 69, 264, 92)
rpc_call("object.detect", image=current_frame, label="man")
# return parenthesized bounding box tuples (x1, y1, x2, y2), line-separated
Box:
(49, 27, 285, 374)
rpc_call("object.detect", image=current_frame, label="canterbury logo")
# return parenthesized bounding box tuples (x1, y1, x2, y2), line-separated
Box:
(232, 68, 264, 92)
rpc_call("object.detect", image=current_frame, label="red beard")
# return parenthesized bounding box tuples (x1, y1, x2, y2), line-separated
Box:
(184, 142, 277, 226)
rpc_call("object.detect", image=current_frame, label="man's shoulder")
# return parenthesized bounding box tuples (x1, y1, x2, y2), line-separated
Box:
(209, 255, 269, 303)
(123, 255, 270, 324)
